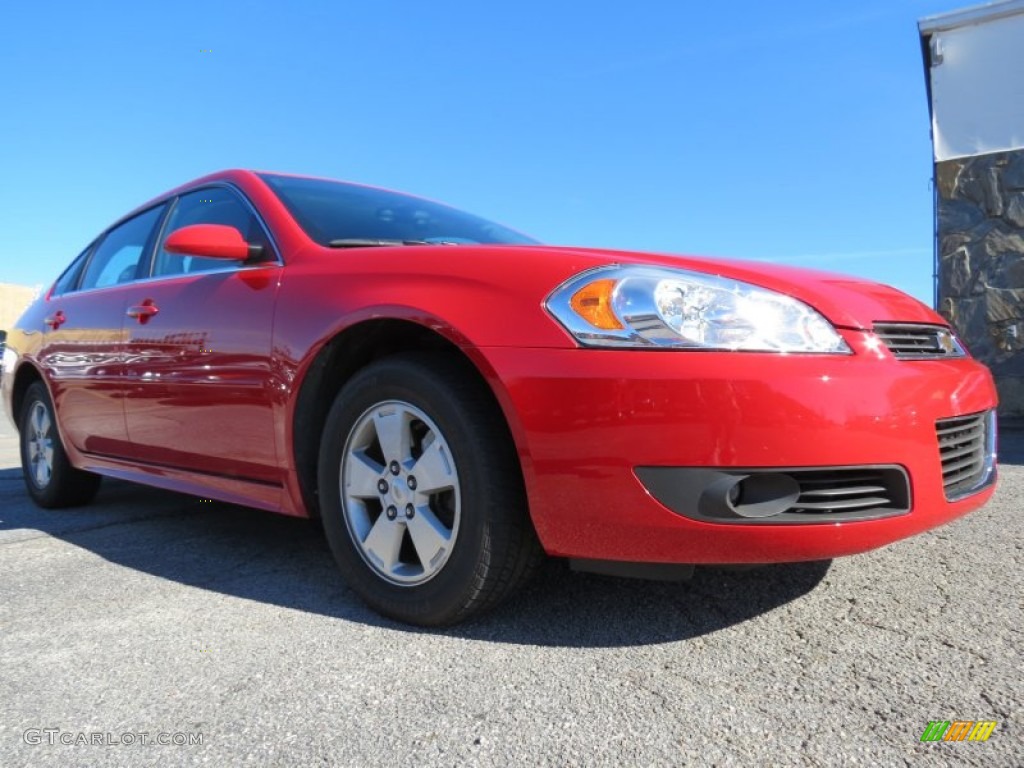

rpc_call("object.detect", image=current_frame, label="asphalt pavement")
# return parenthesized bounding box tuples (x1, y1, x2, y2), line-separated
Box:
(0, 417, 1020, 767)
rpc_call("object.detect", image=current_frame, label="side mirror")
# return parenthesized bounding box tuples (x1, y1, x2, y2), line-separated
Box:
(163, 224, 264, 261)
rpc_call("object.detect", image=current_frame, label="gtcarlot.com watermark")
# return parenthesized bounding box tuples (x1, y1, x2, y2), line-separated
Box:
(24, 729, 203, 747)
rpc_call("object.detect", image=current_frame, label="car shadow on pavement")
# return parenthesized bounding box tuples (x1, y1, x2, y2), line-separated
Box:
(0, 467, 830, 648)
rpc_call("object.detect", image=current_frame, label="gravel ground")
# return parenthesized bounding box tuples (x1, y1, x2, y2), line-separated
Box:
(0, 418, 1020, 767)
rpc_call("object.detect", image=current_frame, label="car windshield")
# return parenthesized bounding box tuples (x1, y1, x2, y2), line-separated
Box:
(259, 173, 539, 247)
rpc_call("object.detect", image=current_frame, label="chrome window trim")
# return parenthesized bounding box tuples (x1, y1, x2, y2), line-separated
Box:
(123, 261, 283, 289)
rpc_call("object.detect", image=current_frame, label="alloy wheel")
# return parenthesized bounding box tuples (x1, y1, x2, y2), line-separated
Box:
(340, 400, 461, 586)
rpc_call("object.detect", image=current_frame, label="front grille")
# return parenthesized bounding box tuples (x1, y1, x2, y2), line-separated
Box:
(937, 411, 994, 499)
(874, 323, 965, 359)
(787, 469, 909, 517)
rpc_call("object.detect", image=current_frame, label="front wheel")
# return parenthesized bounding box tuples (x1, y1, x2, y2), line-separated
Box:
(317, 354, 542, 626)
(19, 381, 101, 508)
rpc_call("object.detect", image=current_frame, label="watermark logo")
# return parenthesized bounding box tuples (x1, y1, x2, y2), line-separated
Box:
(920, 720, 997, 742)
(24, 729, 203, 747)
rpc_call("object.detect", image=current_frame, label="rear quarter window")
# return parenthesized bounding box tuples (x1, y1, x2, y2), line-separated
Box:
(51, 247, 92, 296)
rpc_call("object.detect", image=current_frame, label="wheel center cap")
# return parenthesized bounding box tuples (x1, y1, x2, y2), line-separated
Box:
(392, 479, 408, 503)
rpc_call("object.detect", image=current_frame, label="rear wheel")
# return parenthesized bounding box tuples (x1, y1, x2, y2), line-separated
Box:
(19, 381, 102, 508)
(317, 354, 543, 626)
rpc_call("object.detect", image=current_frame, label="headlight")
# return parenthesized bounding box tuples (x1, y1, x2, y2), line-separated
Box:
(546, 265, 851, 353)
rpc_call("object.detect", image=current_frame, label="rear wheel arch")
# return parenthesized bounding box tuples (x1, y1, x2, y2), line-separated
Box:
(290, 319, 530, 521)
(18, 379, 101, 507)
(11, 362, 46, 431)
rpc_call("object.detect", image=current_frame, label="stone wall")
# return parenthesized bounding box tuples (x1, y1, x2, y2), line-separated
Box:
(936, 150, 1024, 417)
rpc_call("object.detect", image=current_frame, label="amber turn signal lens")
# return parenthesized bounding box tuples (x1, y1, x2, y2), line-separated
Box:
(569, 279, 623, 330)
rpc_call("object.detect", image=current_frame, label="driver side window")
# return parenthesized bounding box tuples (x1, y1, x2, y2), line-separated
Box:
(153, 188, 271, 278)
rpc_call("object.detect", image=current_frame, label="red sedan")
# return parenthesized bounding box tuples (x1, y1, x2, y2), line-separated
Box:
(1, 170, 998, 625)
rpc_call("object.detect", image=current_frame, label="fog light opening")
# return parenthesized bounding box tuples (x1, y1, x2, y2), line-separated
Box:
(726, 473, 801, 518)
(727, 483, 742, 506)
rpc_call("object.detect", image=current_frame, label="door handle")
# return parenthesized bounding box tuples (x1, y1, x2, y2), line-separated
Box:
(44, 311, 66, 329)
(126, 302, 159, 323)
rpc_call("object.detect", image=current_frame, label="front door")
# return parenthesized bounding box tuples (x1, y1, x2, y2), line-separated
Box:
(121, 187, 282, 484)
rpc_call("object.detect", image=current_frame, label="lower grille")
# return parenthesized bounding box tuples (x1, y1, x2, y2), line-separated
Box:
(937, 411, 995, 500)
(788, 469, 909, 517)
(636, 465, 911, 525)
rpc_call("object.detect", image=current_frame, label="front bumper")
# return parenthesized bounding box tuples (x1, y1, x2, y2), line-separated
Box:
(480, 331, 998, 564)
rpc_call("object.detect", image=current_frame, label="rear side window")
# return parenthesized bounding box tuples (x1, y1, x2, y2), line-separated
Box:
(79, 206, 165, 291)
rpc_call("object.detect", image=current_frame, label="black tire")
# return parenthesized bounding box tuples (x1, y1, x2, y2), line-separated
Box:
(317, 353, 543, 626)
(19, 381, 102, 508)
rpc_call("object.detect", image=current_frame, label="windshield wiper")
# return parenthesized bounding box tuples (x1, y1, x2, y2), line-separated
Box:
(327, 238, 452, 248)
(327, 239, 432, 247)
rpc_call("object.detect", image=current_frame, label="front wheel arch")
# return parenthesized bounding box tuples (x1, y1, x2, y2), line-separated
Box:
(290, 319, 529, 520)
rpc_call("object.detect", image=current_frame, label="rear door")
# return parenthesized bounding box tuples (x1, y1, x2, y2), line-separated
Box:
(37, 204, 167, 457)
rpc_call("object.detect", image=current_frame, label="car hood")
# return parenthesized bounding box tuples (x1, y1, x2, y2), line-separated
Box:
(522, 246, 942, 330)
(306, 243, 944, 349)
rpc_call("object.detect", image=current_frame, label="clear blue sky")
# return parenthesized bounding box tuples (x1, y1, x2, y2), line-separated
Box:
(0, 0, 975, 303)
